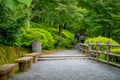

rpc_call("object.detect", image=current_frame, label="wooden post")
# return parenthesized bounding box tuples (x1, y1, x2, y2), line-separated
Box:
(81, 43, 84, 54)
(96, 41, 100, 61)
(88, 42, 91, 57)
(106, 41, 110, 64)
(87, 45, 89, 54)
(80, 43, 81, 51)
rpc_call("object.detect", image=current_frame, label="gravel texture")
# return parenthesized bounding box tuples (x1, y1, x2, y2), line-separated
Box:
(10, 50, 120, 80)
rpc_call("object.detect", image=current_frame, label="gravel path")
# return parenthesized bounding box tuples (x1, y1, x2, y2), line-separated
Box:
(10, 50, 120, 80)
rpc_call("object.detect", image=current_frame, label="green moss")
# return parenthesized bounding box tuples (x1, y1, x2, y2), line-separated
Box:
(0, 44, 30, 66)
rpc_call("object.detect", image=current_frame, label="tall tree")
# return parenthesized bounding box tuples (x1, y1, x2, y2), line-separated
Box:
(0, 0, 32, 46)
(78, 0, 120, 41)
(31, 0, 87, 36)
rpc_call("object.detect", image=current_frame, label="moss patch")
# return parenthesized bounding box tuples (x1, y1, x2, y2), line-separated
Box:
(0, 44, 30, 66)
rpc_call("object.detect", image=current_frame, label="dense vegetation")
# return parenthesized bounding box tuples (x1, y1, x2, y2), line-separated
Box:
(0, 0, 120, 65)
(84, 37, 120, 63)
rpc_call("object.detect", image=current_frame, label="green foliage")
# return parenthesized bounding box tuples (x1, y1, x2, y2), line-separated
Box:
(1, 0, 32, 10)
(112, 29, 120, 44)
(30, 22, 74, 49)
(2, 0, 19, 10)
(51, 29, 74, 48)
(111, 48, 120, 54)
(84, 36, 119, 61)
(17, 0, 32, 7)
(78, 0, 120, 43)
(62, 30, 74, 41)
(54, 30, 74, 48)
(84, 36, 118, 53)
(1, 0, 120, 51)
(18, 28, 55, 49)
(110, 48, 120, 63)
(0, 4, 28, 46)
(54, 36, 71, 48)
(85, 36, 118, 45)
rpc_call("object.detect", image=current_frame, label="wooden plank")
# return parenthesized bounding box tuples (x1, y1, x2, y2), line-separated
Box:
(90, 50, 97, 53)
(90, 43, 96, 45)
(80, 43, 88, 47)
(98, 51, 106, 54)
(98, 44, 106, 46)
(109, 62, 120, 68)
(109, 44, 120, 47)
(98, 59, 107, 63)
(89, 57, 96, 60)
(109, 53, 120, 57)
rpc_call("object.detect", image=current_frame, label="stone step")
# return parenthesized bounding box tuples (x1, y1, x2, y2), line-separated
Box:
(38, 56, 88, 61)
(39, 55, 88, 58)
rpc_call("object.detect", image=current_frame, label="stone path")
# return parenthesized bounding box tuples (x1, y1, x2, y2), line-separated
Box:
(10, 50, 120, 80)
(38, 50, 88, 61)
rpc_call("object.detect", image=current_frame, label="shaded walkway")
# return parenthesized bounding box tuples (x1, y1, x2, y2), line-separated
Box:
(10, 50, 120, 80)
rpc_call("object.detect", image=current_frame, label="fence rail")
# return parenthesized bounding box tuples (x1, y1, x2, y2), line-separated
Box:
(80, 41, 120, 67)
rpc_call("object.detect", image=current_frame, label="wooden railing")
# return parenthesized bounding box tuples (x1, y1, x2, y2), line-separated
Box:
(80, 41, 120, 67)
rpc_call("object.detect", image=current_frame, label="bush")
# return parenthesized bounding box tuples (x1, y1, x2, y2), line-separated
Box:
(17, 28, 55, 49)
(30, 22, 74, 48)
(62, 30, 74, 42)
(84, 36, 119, 61)
(53, 30, 74, 48)
(54, 36, 72, 48)
(85, 36, 118, 51)
(110, 48, 120, 63)
(85, 36, 118, 44)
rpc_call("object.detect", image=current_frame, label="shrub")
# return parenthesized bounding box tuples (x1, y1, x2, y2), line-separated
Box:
(110, 48, 120, 63)
(30, 22, 45, 28)
(31, 22, 74, 48)
(54, 36, 72, 48)
(62, 30, 74, 42)
(18, 28, 55, 49)
(53, 30, 74, 48)
(84, 36, 119, 61)
(85, 36, 118, 51)
(85, 36, 118, 44)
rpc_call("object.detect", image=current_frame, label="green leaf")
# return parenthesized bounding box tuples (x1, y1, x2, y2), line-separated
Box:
(3, 0, 19, 10)
(110, 13, 120, 20)
(17, 0, 32, 7)
(0, 0, 2, 3)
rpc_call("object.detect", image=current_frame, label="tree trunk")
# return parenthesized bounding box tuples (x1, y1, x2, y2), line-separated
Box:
(58, 25, 63, 36)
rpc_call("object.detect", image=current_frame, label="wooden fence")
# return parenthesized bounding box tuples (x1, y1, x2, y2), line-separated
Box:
(80, 41, 120, 67)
